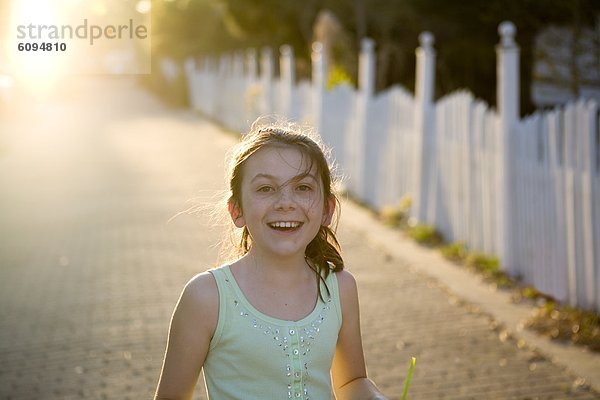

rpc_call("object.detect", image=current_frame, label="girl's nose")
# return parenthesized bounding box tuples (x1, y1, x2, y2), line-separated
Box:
(273, 186, 296, 209)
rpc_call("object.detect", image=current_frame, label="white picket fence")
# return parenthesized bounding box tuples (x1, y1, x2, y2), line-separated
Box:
(182, 22, 599, 312)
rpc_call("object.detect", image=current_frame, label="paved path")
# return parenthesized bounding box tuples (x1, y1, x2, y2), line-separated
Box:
(0, 78, 598, 400)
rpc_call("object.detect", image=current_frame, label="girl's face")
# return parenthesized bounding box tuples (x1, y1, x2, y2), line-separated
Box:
(229, 145, 334, 261)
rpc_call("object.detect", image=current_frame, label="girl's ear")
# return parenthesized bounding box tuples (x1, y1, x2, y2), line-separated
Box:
(321, 196, 336, 226)
(228, 200, 246, 228)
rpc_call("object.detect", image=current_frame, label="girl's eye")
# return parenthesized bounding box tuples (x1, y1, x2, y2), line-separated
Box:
(296, 184, 313, 192)
(257, 186, 274, 193)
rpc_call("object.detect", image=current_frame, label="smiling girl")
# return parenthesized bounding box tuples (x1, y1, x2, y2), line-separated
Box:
(154, 119, 387, 400)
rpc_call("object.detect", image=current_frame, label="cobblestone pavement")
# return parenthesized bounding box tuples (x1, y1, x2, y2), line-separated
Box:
(0, 78, 598, 400)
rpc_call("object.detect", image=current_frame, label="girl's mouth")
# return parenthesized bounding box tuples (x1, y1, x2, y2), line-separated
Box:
(267, 221, 303, 231)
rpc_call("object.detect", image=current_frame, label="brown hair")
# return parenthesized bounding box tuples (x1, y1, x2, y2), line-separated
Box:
(226, 118, 343, 300)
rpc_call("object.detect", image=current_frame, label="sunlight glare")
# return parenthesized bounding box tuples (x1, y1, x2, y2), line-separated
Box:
(135, 0, 151, 14)
(9, 0, 69, 93)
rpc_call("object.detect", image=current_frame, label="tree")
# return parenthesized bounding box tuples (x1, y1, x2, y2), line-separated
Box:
(151, 0, 233, 59)
(406, 0, 600, 113)
(149, 0, 600, 114)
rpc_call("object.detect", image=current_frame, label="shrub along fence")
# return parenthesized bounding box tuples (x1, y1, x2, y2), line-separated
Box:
(183, 22, 599, 312)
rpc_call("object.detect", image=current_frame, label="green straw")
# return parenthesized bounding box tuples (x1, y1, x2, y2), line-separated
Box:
(401, 357, 416, 400)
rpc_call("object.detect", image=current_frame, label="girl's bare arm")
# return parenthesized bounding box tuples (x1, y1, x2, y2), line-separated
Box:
(154, 272, 219, 400)
(331, 270, 387, 400)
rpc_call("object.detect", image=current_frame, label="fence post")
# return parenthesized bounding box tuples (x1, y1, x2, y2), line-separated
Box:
(216, 54, 230, 118)
(260, 47, 274, 115)
(582, 99, 598, 310)
(496, 21, 519, 275)
(359, 38, 375, 97)
(246, 48, 258, 82)
(233, 51, 244, 81)
(279, 45, 295, 118)
(244, 49, 259, 122)
(183, 57, 198, 110)
(413, 32, 436, 223)
(311, 42, 326, 134)
(348, 38, 375, 199)
(232, 51, 245, 130)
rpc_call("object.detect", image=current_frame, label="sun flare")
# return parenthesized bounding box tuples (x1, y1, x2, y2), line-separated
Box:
(5, 0, 149, 92)
(8, 0, 69, 92)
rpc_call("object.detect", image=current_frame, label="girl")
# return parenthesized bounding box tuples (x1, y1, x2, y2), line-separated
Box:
(155, 119, 387, 400)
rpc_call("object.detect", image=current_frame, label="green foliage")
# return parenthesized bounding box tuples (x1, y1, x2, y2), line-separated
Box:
(441, 242, 468, 263)
(406, 0, 600, 113)
(440, 244, 513, 287)
(526, 301, 600, 352)
(465, 252, 499, 272)
(521, 286, 543, 299)
(464, 252, 514, 288)
(380, 206, 405, 228)
(326, 65, 354, 90)
(398, 195, 413, 213)
(407, 224, 443, 247)
(150, 0, 600, 113)
(379, 195, 412, 228)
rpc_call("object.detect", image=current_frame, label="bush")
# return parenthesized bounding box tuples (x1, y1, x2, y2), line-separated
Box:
(465, 252, 499, 273)
(407, 224, 443, 247)
(379, 195, 412, 228)
(526, 301, 600, 352)
(441, 242, 468, 263)
(380, 206, 407, 227)
(464, 252, 514, 287)
(326, 65, 354, 90)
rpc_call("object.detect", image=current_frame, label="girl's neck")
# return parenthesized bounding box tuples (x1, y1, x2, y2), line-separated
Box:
(236, 250, 312, 285)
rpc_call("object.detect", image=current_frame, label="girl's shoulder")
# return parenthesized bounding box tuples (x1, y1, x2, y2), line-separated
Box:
(176, 271, 219, 326)
(334, 269, 358, 295)
(185, 270, 218, 297)
(333, 270, 360, 318)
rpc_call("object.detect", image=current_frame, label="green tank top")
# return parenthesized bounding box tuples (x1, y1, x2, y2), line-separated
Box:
(203, 265, 342, 400)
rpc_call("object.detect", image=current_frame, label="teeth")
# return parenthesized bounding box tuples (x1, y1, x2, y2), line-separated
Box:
(270, 221, 301, 228)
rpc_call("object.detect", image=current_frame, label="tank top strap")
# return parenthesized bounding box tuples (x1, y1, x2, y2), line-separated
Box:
(207, 265, 234, 350)
(321, 268, 342, 325)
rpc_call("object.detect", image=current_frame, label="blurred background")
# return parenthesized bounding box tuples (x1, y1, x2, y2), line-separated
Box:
(146, 0, 599, 113)
(1, 1, 600, 399)
(1, 0, 599, 110)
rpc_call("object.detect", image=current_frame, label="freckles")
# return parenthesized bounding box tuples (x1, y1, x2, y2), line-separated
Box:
(303, 196, 325, 215)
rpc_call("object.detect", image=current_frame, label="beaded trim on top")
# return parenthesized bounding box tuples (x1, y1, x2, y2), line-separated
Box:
(223, 268, 335, 400)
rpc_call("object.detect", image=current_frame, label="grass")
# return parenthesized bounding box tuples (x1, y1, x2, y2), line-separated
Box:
(525, 301, 600, 351)
(380, 206, 406, 228)
(407, 224, 443, 247)
(380, 195, 412, 228)
(440, 242, 468, 263)
(464, 252, 514, 288)
(401, 357, 416, 400)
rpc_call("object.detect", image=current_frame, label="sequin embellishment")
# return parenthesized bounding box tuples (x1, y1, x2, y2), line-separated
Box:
(227, 272, 335, 400)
